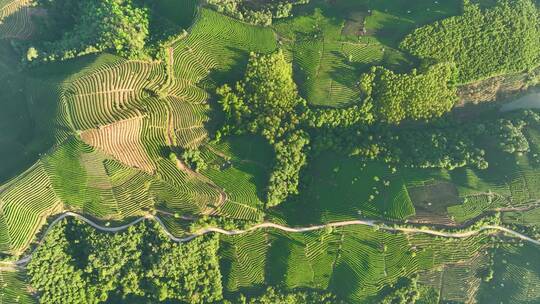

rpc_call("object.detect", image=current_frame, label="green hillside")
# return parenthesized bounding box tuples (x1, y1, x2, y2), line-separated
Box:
(0, 0, 539, 303)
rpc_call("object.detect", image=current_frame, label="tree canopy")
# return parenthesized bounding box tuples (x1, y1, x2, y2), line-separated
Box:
(27, 219, 222, 304)
(218, 50, 310, 207)
(218, 50, 307, 144)
(400, 0, 540, 83)
(359, 63, 459, 124)
(207, 0, 310, 26)
(33, 0, 150, 61)
(230, 287, 343, 304)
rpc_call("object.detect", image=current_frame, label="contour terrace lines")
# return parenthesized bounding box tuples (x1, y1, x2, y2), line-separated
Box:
(2, 212, 539, 268)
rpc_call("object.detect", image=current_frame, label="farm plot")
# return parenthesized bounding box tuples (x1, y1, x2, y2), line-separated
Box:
(152, 158, 222, 215)
(103, 159, 154, 218)
(62, 57, 164, 130)
(0, 0, 36, 39)
(274, 154, 415, 226)
(398, 148, 540, 225)
(81, 116, 156, 174)
(0, 269, 34, 304)
(274, 9, 366, 107)
(220, 230, 268, 292)
(503, 206, 540, 228)
(477, 244, 540, 303)
(448, 193, 508, 223)
(265, 230, 314, 288)
(0, 162, 61, 255)
(79, 150, 119, 218)
(201, 136, 270, 220)
(269, 0, 462, 107)
(407, 181, 461, 225)
(329, 225, 417, 302)
(167, 96, 210, 149)
(220, 222, 494, 303)
(439, 253, 489, 303)
(170, 8, 277, 87)
(42, 139, 106, 214)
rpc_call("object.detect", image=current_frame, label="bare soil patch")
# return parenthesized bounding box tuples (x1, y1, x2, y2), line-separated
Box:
(408, 182, 460, 225)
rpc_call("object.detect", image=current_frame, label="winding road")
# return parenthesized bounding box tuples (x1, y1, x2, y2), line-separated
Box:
(0, 211, 538, 270)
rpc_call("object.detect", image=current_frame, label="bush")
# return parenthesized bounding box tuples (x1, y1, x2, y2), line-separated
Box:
(180, 149, 207, 172)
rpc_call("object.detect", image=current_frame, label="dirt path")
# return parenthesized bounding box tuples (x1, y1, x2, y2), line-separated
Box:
(1, 212, 538, 268)
(163, 103, 226, 212)
(205, 144, 268, 169)
(173, 156, 227, 210)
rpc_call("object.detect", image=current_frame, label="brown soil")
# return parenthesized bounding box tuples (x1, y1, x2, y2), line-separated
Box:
(408, 182, 461, 226)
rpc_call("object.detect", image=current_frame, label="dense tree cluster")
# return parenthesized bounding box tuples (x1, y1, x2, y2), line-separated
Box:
(312, 110, 540, 171)
(218, 50, 310, 207)
(26, 219, 345, 303)
(303, 104, 374, 128)
(218, 50, 306, 144)
(31, 0, 150, 61)
(312, 123, 488, 171)
(188, 215, 261, 232)
(379, 276, 420, 304)
(496, 119, 530, 154)
(400, 0, 540, 83)
(267, 130, 310, 206)
(207, 0, 309, 26)
(381, 125, 489, 170)
(229, 287, 343, 304)
(359, 63, 459, 124)
(180, 148, 208, 172)
(27, 219, 222, 304)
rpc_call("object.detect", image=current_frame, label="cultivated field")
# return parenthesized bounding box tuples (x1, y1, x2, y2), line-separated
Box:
(0, 0, 539, 303)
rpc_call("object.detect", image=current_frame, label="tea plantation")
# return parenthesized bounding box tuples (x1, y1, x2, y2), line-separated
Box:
(1, 0, 540, 303)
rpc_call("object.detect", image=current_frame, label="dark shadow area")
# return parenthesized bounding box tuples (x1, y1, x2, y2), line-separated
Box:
(142, 0, 198, 47)
(0, 45, 102, 183)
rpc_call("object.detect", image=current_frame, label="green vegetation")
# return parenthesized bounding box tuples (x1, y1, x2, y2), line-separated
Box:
(218, 50, 309, 206)
(17, 216, 520, 304)
(232, 287, 342, 303)
(207, 0, 310, 26)
(28, 218, 222, 304)
(0, 43, 60, 182)
(179, 148, 208, 172)
(0, 269, 35, 304)
(33, 0, 150, 61)
(1, 0, 540, 303)
(360, 63, 458, 124)
(401, 0, 540, 83)
(477, 243, 540, 303)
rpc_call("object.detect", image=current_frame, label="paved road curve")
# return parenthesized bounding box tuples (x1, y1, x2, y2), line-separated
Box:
(1, 212, 539, 269)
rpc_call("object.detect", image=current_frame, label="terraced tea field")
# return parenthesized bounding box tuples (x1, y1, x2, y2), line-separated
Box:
(1, 0, 540, 303)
